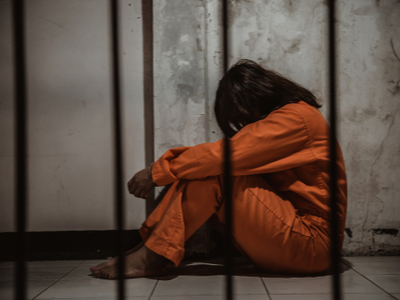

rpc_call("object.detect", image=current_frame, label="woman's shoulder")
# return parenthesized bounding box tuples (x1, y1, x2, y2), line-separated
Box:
(276, 101, 326, 124)
(278, 100, 321, 114)
(269, 101, 329, 140)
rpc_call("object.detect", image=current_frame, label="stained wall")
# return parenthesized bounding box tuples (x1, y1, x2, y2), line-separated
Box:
(153, 0, 224, 157)
(1, 0, 399, 255)
(227, 0, 400, 255)
(338, 0, 400, 255)
(154, 0, 400, 255)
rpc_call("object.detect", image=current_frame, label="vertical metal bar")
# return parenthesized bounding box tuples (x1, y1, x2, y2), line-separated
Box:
(12, 0, 28, 299)
(222, 0, 228, 74)
(142, 0, 155, 216)
(327, 1, 342, 299)
(110, 0, 125, 298)
(222, 1, 233, 299)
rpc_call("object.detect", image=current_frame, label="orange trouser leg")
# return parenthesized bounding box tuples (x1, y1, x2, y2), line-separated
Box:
(139, 176, 223, 266)
(139, 175, 330, 274)
(214, 175, 331, 274)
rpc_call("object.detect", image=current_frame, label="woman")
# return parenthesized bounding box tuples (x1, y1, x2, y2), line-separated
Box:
(90, 59, 347, 279)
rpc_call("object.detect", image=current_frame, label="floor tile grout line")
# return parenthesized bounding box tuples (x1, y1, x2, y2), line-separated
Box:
(259, 277, 273, 300)
(10, 258, 398, 300)
(30, 260, 85, 300)
(147, 277, 159, 300)
(148, 293, 271, 297)
(342, 257, 399, 299)
(256, 268, 273, 300)
(345, 265, 398, 299)
(341, 259, 400, 276)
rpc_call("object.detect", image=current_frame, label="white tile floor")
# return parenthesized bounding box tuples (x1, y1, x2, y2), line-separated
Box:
(0, 256, 399, 300)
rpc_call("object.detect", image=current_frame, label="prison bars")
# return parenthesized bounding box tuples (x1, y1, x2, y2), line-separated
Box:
(222, 0, 234, 300)
(13, 0, 28, 299)
(12, 1, 341, 299)
(110, 0, 126, 299)
(328, 0, 342, 299)
(142, 0, 155, 216)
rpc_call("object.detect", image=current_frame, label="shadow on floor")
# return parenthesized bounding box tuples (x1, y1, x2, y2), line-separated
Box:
(159, 256, 258, 279)
(158, 256, 352, 280)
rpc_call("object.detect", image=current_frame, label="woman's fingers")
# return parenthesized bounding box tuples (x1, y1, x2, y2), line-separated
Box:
(134, 187, 142, 198)
(131, 182, 147, 198)
(131, 183, 152, 199)
(127, 178, 133, 191)
(137, 183, 153, 199)
(139, 188, 148, 199)
(127, 176, 136, 193)
(127, 166, 155, 199)
(129, 179, 138, 195)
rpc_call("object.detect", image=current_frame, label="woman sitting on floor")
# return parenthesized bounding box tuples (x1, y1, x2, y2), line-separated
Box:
(90, 59, 347, 279)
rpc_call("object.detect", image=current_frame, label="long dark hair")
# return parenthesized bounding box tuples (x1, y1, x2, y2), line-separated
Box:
(214, 59, 321, 137)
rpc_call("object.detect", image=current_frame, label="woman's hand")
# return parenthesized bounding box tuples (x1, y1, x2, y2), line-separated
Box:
(127, 165, 156, 199)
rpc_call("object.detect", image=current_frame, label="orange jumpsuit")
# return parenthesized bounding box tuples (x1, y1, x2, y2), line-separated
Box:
(139, 101, 347, 274)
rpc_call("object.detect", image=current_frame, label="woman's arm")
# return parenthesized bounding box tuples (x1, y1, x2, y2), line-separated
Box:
(152, 103, 318, 186)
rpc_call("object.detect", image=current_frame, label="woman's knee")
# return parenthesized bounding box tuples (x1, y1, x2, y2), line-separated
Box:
(184, 175, 223, 202)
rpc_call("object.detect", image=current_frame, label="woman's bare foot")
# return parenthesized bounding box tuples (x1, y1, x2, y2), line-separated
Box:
(94, 245, 168, 279)
(89, 242, 144, 274)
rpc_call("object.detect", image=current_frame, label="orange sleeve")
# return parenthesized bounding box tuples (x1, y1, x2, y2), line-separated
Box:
(152, 104, 317, 186)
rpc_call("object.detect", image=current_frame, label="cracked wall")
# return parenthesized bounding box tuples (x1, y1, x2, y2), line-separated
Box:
(153, 0, 224, 255)
(153, 0, 224, 156)
(153, 0, 208, 156)
(231, 0, 400, 255)
(154, 0, 399, 255)
(0, 0, 399, 255)
(338, 0, 400, 255)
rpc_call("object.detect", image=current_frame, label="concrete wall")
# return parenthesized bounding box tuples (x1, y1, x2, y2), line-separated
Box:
(1, 0, 399, 255)
(153, 0, 224, 158)
(154, 0, 400, 255)
(0, 0, 146, 232)
(152, 0, 224, 255)
(227, 0, 400, 255)
(338, 0, 400, 255)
